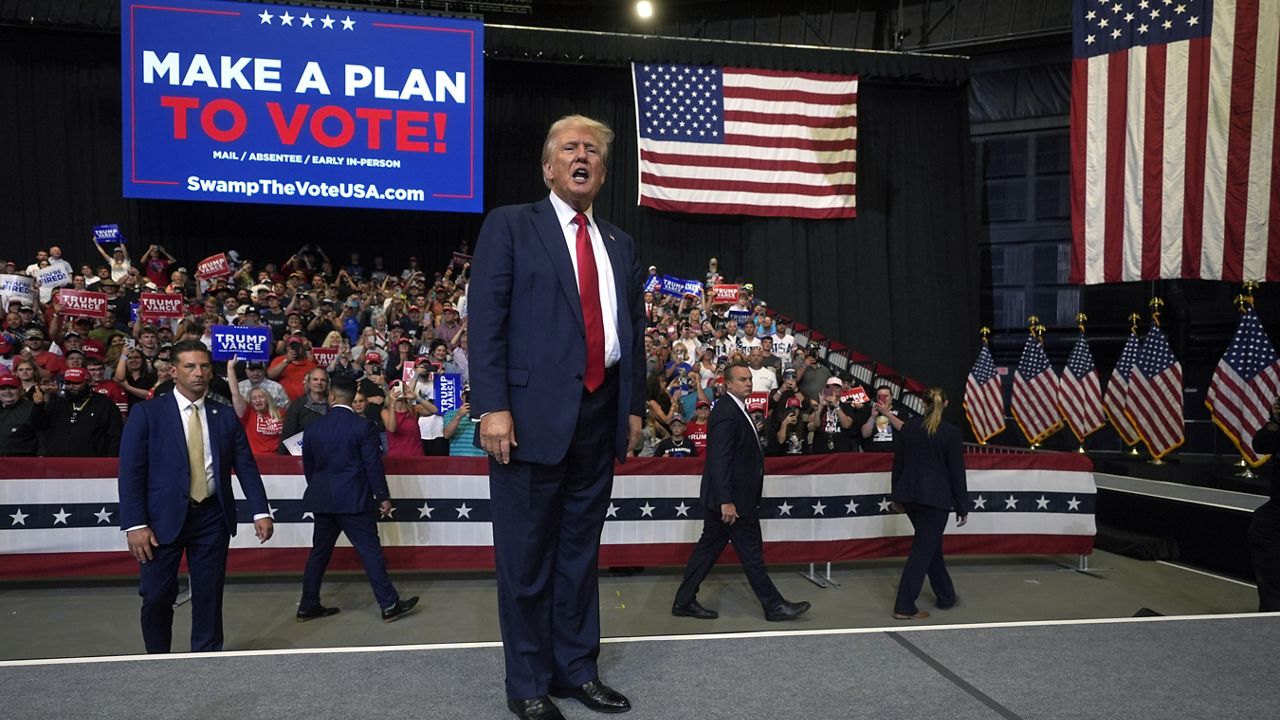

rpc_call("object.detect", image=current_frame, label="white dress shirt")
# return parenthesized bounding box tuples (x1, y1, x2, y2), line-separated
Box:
(175, 391, 215, 498)
(548, 193, 621, 368)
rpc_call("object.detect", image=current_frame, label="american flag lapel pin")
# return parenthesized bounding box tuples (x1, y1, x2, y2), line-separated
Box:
(609, 233, 616, 242)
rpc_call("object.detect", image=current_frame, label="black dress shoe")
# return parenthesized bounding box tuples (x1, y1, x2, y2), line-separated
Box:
(671, 599, 719, 620)
(507, 696, 565, 720)
(295, 605, 340, 622)
(551, 679, 631, 713)
(380, 595, 419, 623)
(764, 599, 811, 622)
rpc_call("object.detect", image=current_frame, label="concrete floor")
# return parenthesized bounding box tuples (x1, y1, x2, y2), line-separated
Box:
(0, 551, 1259, 661)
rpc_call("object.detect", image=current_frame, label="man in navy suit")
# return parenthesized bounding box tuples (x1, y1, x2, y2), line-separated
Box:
(118, 340, 274, 653)
(671, 361, 810, 622)
(296, 376, 418, 623)
(469, 115, 646, 720)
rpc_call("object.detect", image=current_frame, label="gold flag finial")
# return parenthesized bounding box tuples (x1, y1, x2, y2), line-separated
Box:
(1027, 315, 1040, 331)
(1129, 312, 1141, 334)
(1243, 281, 1259, 305)
(1234, 294, 1250, 312)
(1149, 297, 1164, 327)
(979, 326, 991, 344)
(1076, 313, 1088, 334)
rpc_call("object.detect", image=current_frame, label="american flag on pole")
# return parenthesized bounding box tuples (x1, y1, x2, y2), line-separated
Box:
(1206, 306, 1280, 466)
(1124, 325, 1184, 459)
(632, 63, 857, 219)
(1058, 333, 1106, 442)
(1069, 0, 1280, 284)
(1011, 334, 1064, 445)
(1104, 330, 1143, 445)
(964, 342, 1005, 444)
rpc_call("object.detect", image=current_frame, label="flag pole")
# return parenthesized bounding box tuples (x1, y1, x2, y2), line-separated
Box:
(1233, 285, 1259, 478)
(1028, 317, 1042, 450)
(1146, 297, 1166, 466)
(1126, 312, 1143, 456)
(976, 327, 990, 446)
(1075, 313, 1088, 454)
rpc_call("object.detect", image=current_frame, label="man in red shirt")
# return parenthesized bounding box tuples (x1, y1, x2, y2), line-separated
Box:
(86, 355, 129, 418)
(685, 400, 711, 453)
(268, 334, 318, 401)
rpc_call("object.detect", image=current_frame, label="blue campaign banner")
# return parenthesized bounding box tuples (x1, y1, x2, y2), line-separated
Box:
(93, 224, 125, 244)
(121, 0, 483, 213)
(658, 275, 703, 298)
(129, 303, 139, 323)
(643, 275, 660, 294)
(209, 324, 273, 361)
(434, 372, 462, 414)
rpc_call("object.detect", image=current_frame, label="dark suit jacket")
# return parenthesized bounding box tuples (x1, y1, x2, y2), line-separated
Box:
(890, 418, 968, 513)
(117, 392, 269, 544)
(300, 405, 389, 514)
(468, 198, 646, 464)
(700, 396, 766, 516)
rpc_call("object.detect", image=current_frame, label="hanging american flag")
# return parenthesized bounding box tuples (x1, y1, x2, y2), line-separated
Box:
(964, 342, 1005, 443)
(1104, 331, 1143, 445)
(632, 63, 857, 219)
(1125, 325, 1184, 459)
(1206, 306, 1280, 466)
(1068, 0, 1280, 284)
(1058, 333, 1106, 442)
(1011, 334, 1063, 445)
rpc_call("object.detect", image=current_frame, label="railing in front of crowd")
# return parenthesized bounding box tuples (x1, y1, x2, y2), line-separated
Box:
(781, 312, 927, 415)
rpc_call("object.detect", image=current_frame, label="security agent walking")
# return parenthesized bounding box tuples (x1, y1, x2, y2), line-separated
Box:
(889, 387, 968, 620)
(117, 340, 274, 653)
(296, 376, 418, 623)
(469, 115, 646, 720)
(672, 361, 811, 622)
(1248, 399, 1280, 612)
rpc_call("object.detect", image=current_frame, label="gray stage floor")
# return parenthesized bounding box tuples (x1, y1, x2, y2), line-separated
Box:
(3, 614, 1278, 719)
(0, 550, 1258, 661)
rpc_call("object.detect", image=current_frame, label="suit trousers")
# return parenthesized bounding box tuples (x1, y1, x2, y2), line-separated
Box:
(488, 370, 619, 701)
(138, 499, 230, 653)
(300, 510, 399, 611)
(674, 510, 783, 611)
(894, 503, 958, 615)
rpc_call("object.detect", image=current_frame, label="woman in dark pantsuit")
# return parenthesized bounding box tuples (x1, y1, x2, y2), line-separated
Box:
(890, 387, 968, 620)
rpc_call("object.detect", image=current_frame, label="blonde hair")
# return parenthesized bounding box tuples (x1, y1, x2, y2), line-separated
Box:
(922, 387, 947, 436)
(249, 386, 282, 421)
(541, 115, 614, 186)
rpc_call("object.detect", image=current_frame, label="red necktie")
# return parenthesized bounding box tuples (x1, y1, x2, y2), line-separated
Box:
(572, 213, 606, 392)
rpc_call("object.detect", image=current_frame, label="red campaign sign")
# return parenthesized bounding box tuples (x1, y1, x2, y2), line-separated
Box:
(745, 392, 770, 414)
(452, 252, 472, 265)
(311, 347, 340, 368)
(711, 284, 740, 304)
(197, 253, 231, 280)
(57, 290, 109, 319)
(842, 387, 871, 405)
(138, 292, 185, 319)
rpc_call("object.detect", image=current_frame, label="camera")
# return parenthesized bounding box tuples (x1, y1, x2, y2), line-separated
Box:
(368, 365, 382, 375)
(288, 341, 303, 354)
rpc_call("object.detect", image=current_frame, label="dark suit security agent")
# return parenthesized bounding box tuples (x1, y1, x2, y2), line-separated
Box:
(296, 375, 418, 623)
(672, 361, 811, 622)
(118, 340, 274, 653)
(469, 115, 646, 720)
(889, 387, 968, 620)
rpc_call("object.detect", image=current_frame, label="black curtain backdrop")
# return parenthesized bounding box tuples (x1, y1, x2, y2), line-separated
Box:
(0, 23, 979, 406)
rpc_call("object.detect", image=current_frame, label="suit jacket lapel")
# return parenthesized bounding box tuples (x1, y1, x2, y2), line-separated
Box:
(161, 394, 187, 462)
(531, 199, 585, 332)
(206, 402, 222, 484)
(598, 219, 629, 331)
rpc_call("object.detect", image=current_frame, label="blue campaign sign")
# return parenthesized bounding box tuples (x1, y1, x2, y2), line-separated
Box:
(209, 324, 273, 361)
(643, 275, 660, 293)
(658, 275, 703, 298)
(93, 224, 125, 244)
(434, 372, 462, 414)
(121, 0, 484, 213)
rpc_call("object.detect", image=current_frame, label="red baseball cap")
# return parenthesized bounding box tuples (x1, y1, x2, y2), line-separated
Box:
(365, 351, 383, 364)
(0, 375, 19, 389)
(62, 368, 88, 384)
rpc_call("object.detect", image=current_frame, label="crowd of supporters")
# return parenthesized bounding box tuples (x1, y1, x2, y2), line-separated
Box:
(0, 244, 907, 458)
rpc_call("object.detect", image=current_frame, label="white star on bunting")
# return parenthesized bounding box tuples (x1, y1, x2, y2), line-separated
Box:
(674, 502, 690, 517)
(94, 507, 113, 524)
(812, 501, 826, 516)
(456, 503, 472, 519)
(1067, 497, 1082, 511)
(52, 508, 71, 525)
(845, 499, 859, 514)
(321, 14, 336, 29)
(9, 508, 27, 526)
(280, 11, 294, 26)
(302, 512, 315, 520)
(300, 13, 315, 27)
(418, 503, 434, 519)
(1035, 496, 1051, 510)
(341, 16, 356, 31)
(777, 501, 793, 516)
(877, 498, 893, 512)
(258, 9, 274, 24)
(973, 495, 988, 510)
(1004, 496, 1019, 510)
(639, 502, 655, 518)
(606, 503, 619, 518)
